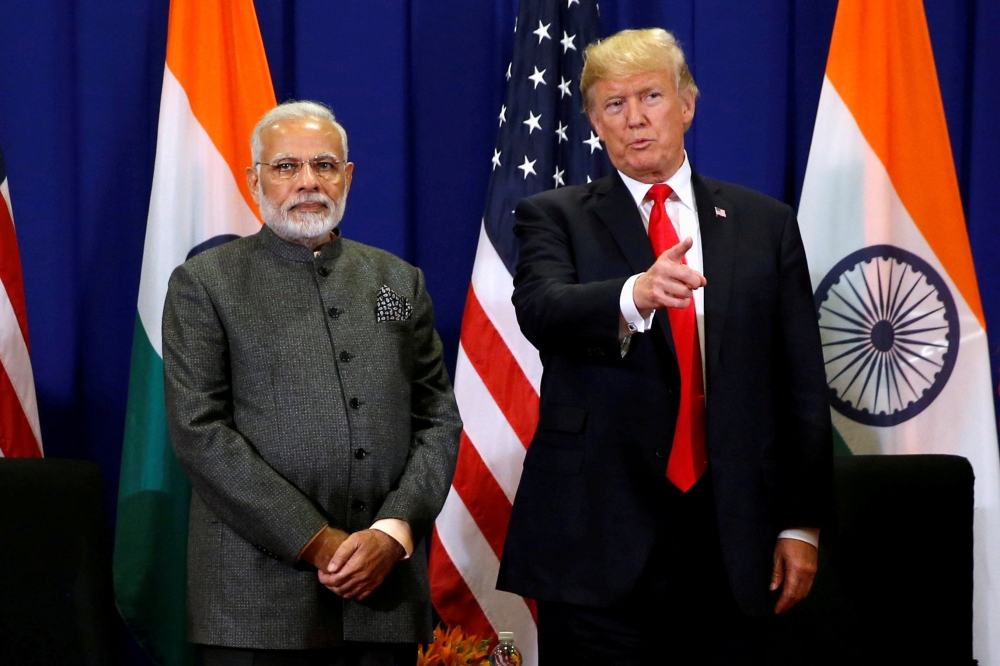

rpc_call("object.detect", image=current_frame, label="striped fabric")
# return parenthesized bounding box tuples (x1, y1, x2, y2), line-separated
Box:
(428, 2, 606, 664)
(0, 143, 43, 459)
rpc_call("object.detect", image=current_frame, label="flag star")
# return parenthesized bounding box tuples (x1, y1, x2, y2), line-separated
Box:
(586, 174, 592, 183)
(568, 0, 580, 6)
(533, 21, 551, 43)
(506, 62, 512, 81)
(561, 31, 577, 53)
(492, 149, 502, 170)
(584, 131, 603, 153)
(555, 121, 568, 143)
(553, 166, 565, 187)
(499, 104, 507, 126)
(528, 66, 547, 89)
(558, 76, 572, 99)
(523, 111, 542, 134)
(518, 155, 538, 179)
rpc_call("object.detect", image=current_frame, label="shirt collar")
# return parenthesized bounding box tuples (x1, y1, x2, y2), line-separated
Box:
(617, 151, 695, 213)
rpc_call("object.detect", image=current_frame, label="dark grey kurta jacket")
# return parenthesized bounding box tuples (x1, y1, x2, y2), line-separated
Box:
(162, 224, 461, 649)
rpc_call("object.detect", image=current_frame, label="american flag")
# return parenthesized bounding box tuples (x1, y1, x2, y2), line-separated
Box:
(0, 142, 43, 458)
(428, 1, 606, 662)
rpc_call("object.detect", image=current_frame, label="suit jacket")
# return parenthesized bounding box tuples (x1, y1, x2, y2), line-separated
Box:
(496, 170, 833, 617)
(162, 225, 461, 648)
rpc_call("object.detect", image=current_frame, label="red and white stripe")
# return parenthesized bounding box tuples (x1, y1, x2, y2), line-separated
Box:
(430, 222, 542, 664)
(0, 173, 43, 458)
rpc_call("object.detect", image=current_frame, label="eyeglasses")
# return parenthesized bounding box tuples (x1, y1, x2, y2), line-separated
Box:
(256, 157, 347, 181)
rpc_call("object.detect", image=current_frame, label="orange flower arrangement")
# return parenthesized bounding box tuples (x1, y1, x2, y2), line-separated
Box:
(416, 624, 494, 666)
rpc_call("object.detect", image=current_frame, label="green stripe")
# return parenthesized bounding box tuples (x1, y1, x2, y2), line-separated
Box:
(113, 316, 193, 666)
(832, 423, 853, 457)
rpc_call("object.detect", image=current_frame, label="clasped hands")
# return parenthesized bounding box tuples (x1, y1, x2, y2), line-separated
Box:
(632, 237, 706, 316)
(305, 526, 405, 601)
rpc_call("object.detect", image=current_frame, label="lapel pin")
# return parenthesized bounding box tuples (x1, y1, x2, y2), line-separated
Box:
(715, 207, 727, 218)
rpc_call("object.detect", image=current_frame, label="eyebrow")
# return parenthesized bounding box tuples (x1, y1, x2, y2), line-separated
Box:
(268, 152, 342, 161)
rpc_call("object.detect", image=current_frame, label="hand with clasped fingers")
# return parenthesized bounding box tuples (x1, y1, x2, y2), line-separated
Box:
(632, 237, 707, 316)
(317, 529, 406, 601)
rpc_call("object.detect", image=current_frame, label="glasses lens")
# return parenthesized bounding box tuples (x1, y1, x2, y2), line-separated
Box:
(267, 160, 342, 181)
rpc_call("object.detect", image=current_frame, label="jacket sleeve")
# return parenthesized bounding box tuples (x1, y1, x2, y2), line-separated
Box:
(372, 266, 462, 543)
(162, 263, 328, 563)
(511, 195, 628, 357)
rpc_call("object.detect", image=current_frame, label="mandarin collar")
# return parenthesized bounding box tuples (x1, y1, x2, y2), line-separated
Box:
(259, 223, 343, 263)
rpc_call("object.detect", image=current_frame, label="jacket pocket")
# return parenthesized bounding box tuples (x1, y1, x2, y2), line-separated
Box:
(523, 445, 584, 475)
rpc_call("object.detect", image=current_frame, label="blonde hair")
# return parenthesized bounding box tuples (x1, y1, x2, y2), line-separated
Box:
(581, 28, 699, 110)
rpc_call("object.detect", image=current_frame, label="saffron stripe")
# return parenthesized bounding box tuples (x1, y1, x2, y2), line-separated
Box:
(451, 431, 513, 561)
(461, 286, 539, 448)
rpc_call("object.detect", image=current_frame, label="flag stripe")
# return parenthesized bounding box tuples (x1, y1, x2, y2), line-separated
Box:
(451, 432, 513, 561)
(460, 286, 539, 448)
(454, 345, 526, 503)
(164, 0, 275, 215)
(825, 1, 984, 327)
(434, 487, 539, 651)
(469, 224, 543, 392)
(429, 529, 497, 640)
(0, 187, 28, 345)
(0, 363, 41, 458)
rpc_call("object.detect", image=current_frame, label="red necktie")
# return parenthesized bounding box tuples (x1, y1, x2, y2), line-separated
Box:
(646, 184, 707, 492)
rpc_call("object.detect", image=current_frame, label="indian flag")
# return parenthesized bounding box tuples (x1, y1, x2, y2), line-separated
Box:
(112, 1, 274, 663)
(799, 1, 1000, 662)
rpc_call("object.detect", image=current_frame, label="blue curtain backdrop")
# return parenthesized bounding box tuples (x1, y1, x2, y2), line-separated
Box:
(0, 0, 998, 661)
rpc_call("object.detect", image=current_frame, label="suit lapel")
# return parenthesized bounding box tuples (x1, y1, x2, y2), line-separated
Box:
(592, 173, 656, 275)
(694, 171, 736, 377)
(592, 172, 677, 360)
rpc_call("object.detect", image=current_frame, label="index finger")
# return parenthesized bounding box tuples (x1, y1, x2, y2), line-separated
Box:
(328, 534, 361, 573)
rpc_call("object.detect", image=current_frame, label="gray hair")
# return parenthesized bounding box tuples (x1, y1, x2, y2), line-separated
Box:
(250, 100, 349, 164)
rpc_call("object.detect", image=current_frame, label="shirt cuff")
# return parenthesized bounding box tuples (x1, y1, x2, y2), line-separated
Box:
(620, 274, 655, 333)
(371, 519, 413, 559)
(777, 527, 820, 548)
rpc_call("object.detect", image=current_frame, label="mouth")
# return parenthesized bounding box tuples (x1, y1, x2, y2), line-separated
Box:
(629, 138, 653, 150)
(288, 200, 328, 213)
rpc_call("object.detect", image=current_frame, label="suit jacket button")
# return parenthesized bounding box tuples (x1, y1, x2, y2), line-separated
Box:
(340, 350, 351, 362)
(317, 266, 330, 277)
(355, 448, 367, 459)
(350, 397, 362, 409)
(351, 499, 365, 511)
(655, 448, 668, 459)
(328, 307, 340, 319)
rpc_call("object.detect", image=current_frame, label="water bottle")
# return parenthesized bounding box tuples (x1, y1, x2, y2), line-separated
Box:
(489, 631, 522, 666)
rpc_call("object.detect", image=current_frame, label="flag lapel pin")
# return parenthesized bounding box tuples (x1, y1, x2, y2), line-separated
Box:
(715, 207, 727, 217)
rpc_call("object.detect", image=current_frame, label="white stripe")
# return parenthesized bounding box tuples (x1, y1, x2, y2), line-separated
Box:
(800, 75, 1000, 664)
(469, 222, 543, 393)
(454, 343, 526, 502)
(436, 488, 538, 666)
(136, 65, 261, 355)
(0, 280, 43, 453)
(1, 180, 13, 223)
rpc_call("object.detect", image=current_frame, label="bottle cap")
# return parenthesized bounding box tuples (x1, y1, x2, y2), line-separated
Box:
(498, 631, 514, 641)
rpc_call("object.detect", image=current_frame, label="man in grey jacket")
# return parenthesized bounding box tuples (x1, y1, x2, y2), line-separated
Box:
(162, 100, 461, 666)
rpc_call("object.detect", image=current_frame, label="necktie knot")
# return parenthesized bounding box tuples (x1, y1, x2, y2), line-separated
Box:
(646, 183, 673, 207)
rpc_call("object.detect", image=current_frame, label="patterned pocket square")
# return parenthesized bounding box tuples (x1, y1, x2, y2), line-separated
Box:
(375, 285, 413, 322)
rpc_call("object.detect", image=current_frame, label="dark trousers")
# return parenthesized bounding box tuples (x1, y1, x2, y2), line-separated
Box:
(537, 475, 770, 665)
(197, 643, 417, 666)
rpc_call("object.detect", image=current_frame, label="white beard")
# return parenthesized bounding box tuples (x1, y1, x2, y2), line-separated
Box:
(260, 190, 347, 244)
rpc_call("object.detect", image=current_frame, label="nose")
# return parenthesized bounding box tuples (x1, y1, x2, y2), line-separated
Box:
(625, 97, 646, 127)
(296, 162, 320, 189)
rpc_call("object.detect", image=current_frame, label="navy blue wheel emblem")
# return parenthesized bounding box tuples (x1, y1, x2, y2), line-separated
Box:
(813, 245, 959, 427)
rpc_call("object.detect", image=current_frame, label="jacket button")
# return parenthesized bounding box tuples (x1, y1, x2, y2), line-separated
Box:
(317, 266, 330, 277)
(351, 499, 365, 511)
(328, 307, 340, 319)
(655, 448, 668, 459)
(339, 350, 351, 362)
(355, 448, 367, 459)
(349, 397, 362, 409)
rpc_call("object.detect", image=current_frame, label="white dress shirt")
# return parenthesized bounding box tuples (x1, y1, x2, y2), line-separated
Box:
(614, 153, 819, 549)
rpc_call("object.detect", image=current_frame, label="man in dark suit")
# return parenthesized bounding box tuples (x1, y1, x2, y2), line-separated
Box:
(163, 101, 461, 666)
(497, 28, 833, 664)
